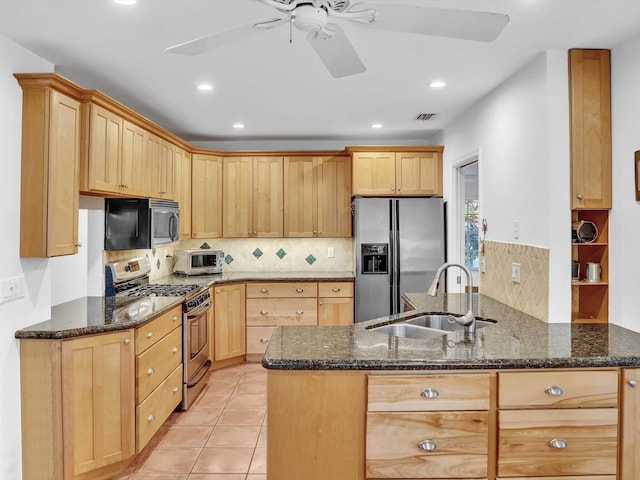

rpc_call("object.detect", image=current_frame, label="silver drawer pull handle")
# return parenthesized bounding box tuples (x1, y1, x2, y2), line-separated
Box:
(629, 380, 638, 388)
(260, 338, 269, 343)
(420, 388, 439, 399)
(545, 385, 563, 396)
(147, 368, 154, 375)
(172, 387, 179, 393)
(549, 438, 568, 449)
(417, 440, 437, 451)
(296, 288, 304, 293)
(172, 347, 179, 353)
(296, 310, 304, 315)
(260, 310, 268, 315)
(147, 414, 155, 422)
(146, 331, 154, 339)
(260, 288, 269, 293)
(332, 287, 340, 292)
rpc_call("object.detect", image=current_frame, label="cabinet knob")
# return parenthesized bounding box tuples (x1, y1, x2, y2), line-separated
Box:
(216, 290, 221, 294)
(296, 310, 304, 315)
(296, 288, 304, 293)
(172, 315, 178, 321)
(147, 414, 155, 422)
(146, 331, 154, 339)
(417, 440, 437, 451)
(123, 338, 130, 345)
(173, 387, 179, 393)
(548, 438, 568, 449)
(172, 347, 179, 353)
(629, 379, 638, 388)
(260, 310, 269, 315)
(318, 231, 322, 236)
(544, 385, 563, 396)
(397, 187, 401, 192)
(332, 287, 340, 292)
(391, 186, 395, 191)
(576, 194, 584, 200)
(313, 230, 318, 235)
(420, 388, 439, 399)
(75, 242, 83, 248)
(147, 368, 155, 375)
(260, 338, 269, 343)
(260, 288, 269, 294)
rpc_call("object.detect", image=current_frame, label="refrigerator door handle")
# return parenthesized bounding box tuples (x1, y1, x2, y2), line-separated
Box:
(388, 200, 395, 315)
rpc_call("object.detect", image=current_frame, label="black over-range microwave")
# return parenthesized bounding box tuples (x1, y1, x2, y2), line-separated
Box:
(104, 198, 180, 251)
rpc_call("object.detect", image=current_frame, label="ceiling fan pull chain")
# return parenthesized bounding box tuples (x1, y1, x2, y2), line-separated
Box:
(290, 14, 293, 43)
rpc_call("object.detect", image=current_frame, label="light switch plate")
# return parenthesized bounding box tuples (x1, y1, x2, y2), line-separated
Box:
(0, 276, 25, 304)
(480, 256, 486, 273)
(511, 263, 521, 283)
(327, 247, 335, 258)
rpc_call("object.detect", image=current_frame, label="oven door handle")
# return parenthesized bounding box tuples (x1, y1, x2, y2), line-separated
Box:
(186, 299, 211, 318)
(187, 359, 212, 388)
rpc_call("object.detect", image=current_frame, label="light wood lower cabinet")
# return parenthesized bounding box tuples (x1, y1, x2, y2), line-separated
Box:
(620, 368, 640, 479)
(214, 283, 246, 362)
(318, 281, 354, 326)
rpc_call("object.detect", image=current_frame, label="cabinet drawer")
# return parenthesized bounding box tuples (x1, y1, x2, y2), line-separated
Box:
(136, 364, 182, 452)
(246, 282, 317, 298)
(136, 326, 182, 402)
(366, 411, 488, 478)
(136, 305, 182, 354)
(247, 326, 277, 355)
(318, 281, 353, 298)
(498, 477, 615, 480)
(498, 370, 618, 408)
(368, 374, 490, 411)
(246, 298, 317, 326)
(498, 409, 618, 477)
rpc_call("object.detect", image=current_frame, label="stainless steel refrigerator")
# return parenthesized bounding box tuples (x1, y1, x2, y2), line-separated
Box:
(354, 197, 445, 323)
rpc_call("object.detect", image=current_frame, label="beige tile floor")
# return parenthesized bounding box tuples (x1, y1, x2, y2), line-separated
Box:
(113, 362, 267, 480)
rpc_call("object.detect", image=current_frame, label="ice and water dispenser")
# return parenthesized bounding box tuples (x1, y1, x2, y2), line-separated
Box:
(361, 243, 389, 274)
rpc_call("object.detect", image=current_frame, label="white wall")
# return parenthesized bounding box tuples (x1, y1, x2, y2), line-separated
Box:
(0, 34, 54, 480)
(610, 32, 640, 331)
(432, 51, 571, 322)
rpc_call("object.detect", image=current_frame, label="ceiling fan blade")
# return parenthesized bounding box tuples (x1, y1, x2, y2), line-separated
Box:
(306, 24, 366, 78)
(352, 4, 509, 42)
(165, 18, 287, 55)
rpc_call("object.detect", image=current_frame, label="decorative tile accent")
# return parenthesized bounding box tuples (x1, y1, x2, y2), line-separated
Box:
(305, 254, 316, 265)
(200, 242, 211, 249)
(252, 248, 263, 259)
(480, 240, 549, 321)
(225, 254, 234, 264)
(276, 248, 287, 259)
(152, 248, 157, 257)
(156, 259, 161, 270)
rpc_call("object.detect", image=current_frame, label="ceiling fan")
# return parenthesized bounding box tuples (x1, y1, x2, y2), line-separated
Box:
(165, 0, 509, 79)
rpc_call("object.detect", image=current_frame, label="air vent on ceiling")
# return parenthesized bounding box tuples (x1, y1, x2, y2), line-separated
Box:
(415, 113, 437, 121)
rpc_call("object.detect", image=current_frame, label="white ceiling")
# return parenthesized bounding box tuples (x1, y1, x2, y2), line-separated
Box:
(1, 0, 640, 147)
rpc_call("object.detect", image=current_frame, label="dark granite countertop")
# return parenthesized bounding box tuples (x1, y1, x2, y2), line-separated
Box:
(15, 271, 354, 340)
(262, 293, 640, 370)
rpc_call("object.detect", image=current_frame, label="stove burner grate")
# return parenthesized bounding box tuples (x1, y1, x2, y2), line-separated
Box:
(125, 284, 201, 297)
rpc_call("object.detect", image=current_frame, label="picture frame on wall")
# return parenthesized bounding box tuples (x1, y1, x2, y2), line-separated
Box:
(636, 150, 640, 201)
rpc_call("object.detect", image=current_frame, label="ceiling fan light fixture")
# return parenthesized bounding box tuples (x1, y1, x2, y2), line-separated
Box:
(113, 0, 136, 6)
(429, 81, 447, 88)
(292, 5, 328, 33)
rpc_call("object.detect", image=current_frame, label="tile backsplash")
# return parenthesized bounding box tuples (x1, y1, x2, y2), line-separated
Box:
(104, 238, 354, 281)
(480, 240, 549, 321)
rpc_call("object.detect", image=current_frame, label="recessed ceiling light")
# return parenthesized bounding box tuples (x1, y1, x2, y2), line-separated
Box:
(197, 83, 213, 92)
(113, 0, 136, 5)
(371, 123, 383, 129)
(233, 123, 245, 129)
(429, 81, 447, 88)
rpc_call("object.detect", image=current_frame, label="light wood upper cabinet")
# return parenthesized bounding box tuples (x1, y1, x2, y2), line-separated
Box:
(191, 153, 222, 238)
(61, 331, 135, 479)
(121, 120, 145, 196)
(213, 283, 246, 362)
(143, 130, 162, 198)
(174, 147, 192, 240)
(284, 155, 351, 237)
(350, 147, 443, 197)
(85, 103, 123, 194)
(15, 74, 82, 257)
(569, 49, 612, 210)
(159, 139, 176, 199)
(223, 156, 283, 237)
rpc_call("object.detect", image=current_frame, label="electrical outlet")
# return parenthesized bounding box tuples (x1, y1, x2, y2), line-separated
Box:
(480, 256, 486, 273)
(327, 247, 335, 258)
(0, 276, 26, 304)
(514, 219, 520, 239)
(511, 263, 521, 283)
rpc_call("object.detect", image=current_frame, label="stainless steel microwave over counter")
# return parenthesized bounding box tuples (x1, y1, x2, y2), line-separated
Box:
(104, 198, 180, 251)
(174, 249, 224, 275)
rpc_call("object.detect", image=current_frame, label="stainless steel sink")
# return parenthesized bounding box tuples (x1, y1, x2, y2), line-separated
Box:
(367, 323, 447, 340)
(404, 314, 496, 332)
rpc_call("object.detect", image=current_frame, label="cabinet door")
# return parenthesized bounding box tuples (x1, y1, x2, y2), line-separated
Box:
(284, 156, 317, 237)
(569, 49, 611, 209)
(143, 131, 162, 197)
(191, 154, 222, 238)
(253, 156, 284, 237)
(395, 151, 442, 196)
(318, 155, 352, 237)
(121, 120, 145, 196)
(87, 103, 123, 194)
(159, 140, 176, 199)
(61, 330, 135, 478)
(352, 151, 396, 195)
(223, 157, 253, 237)
(175, 148, 192, 240)
(214, 283, 246, 361)
(318, 297, 354, 326)
(620, 368, 640, 480)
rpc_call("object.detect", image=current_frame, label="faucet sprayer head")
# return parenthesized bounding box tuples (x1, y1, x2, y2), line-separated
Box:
(427, 278, 439, 296)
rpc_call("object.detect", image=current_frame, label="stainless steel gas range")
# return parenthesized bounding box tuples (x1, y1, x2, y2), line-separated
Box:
(106, 257, 211, 410)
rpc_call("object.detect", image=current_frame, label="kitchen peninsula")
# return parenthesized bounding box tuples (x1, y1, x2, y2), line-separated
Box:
(263, 293, 640, 480)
